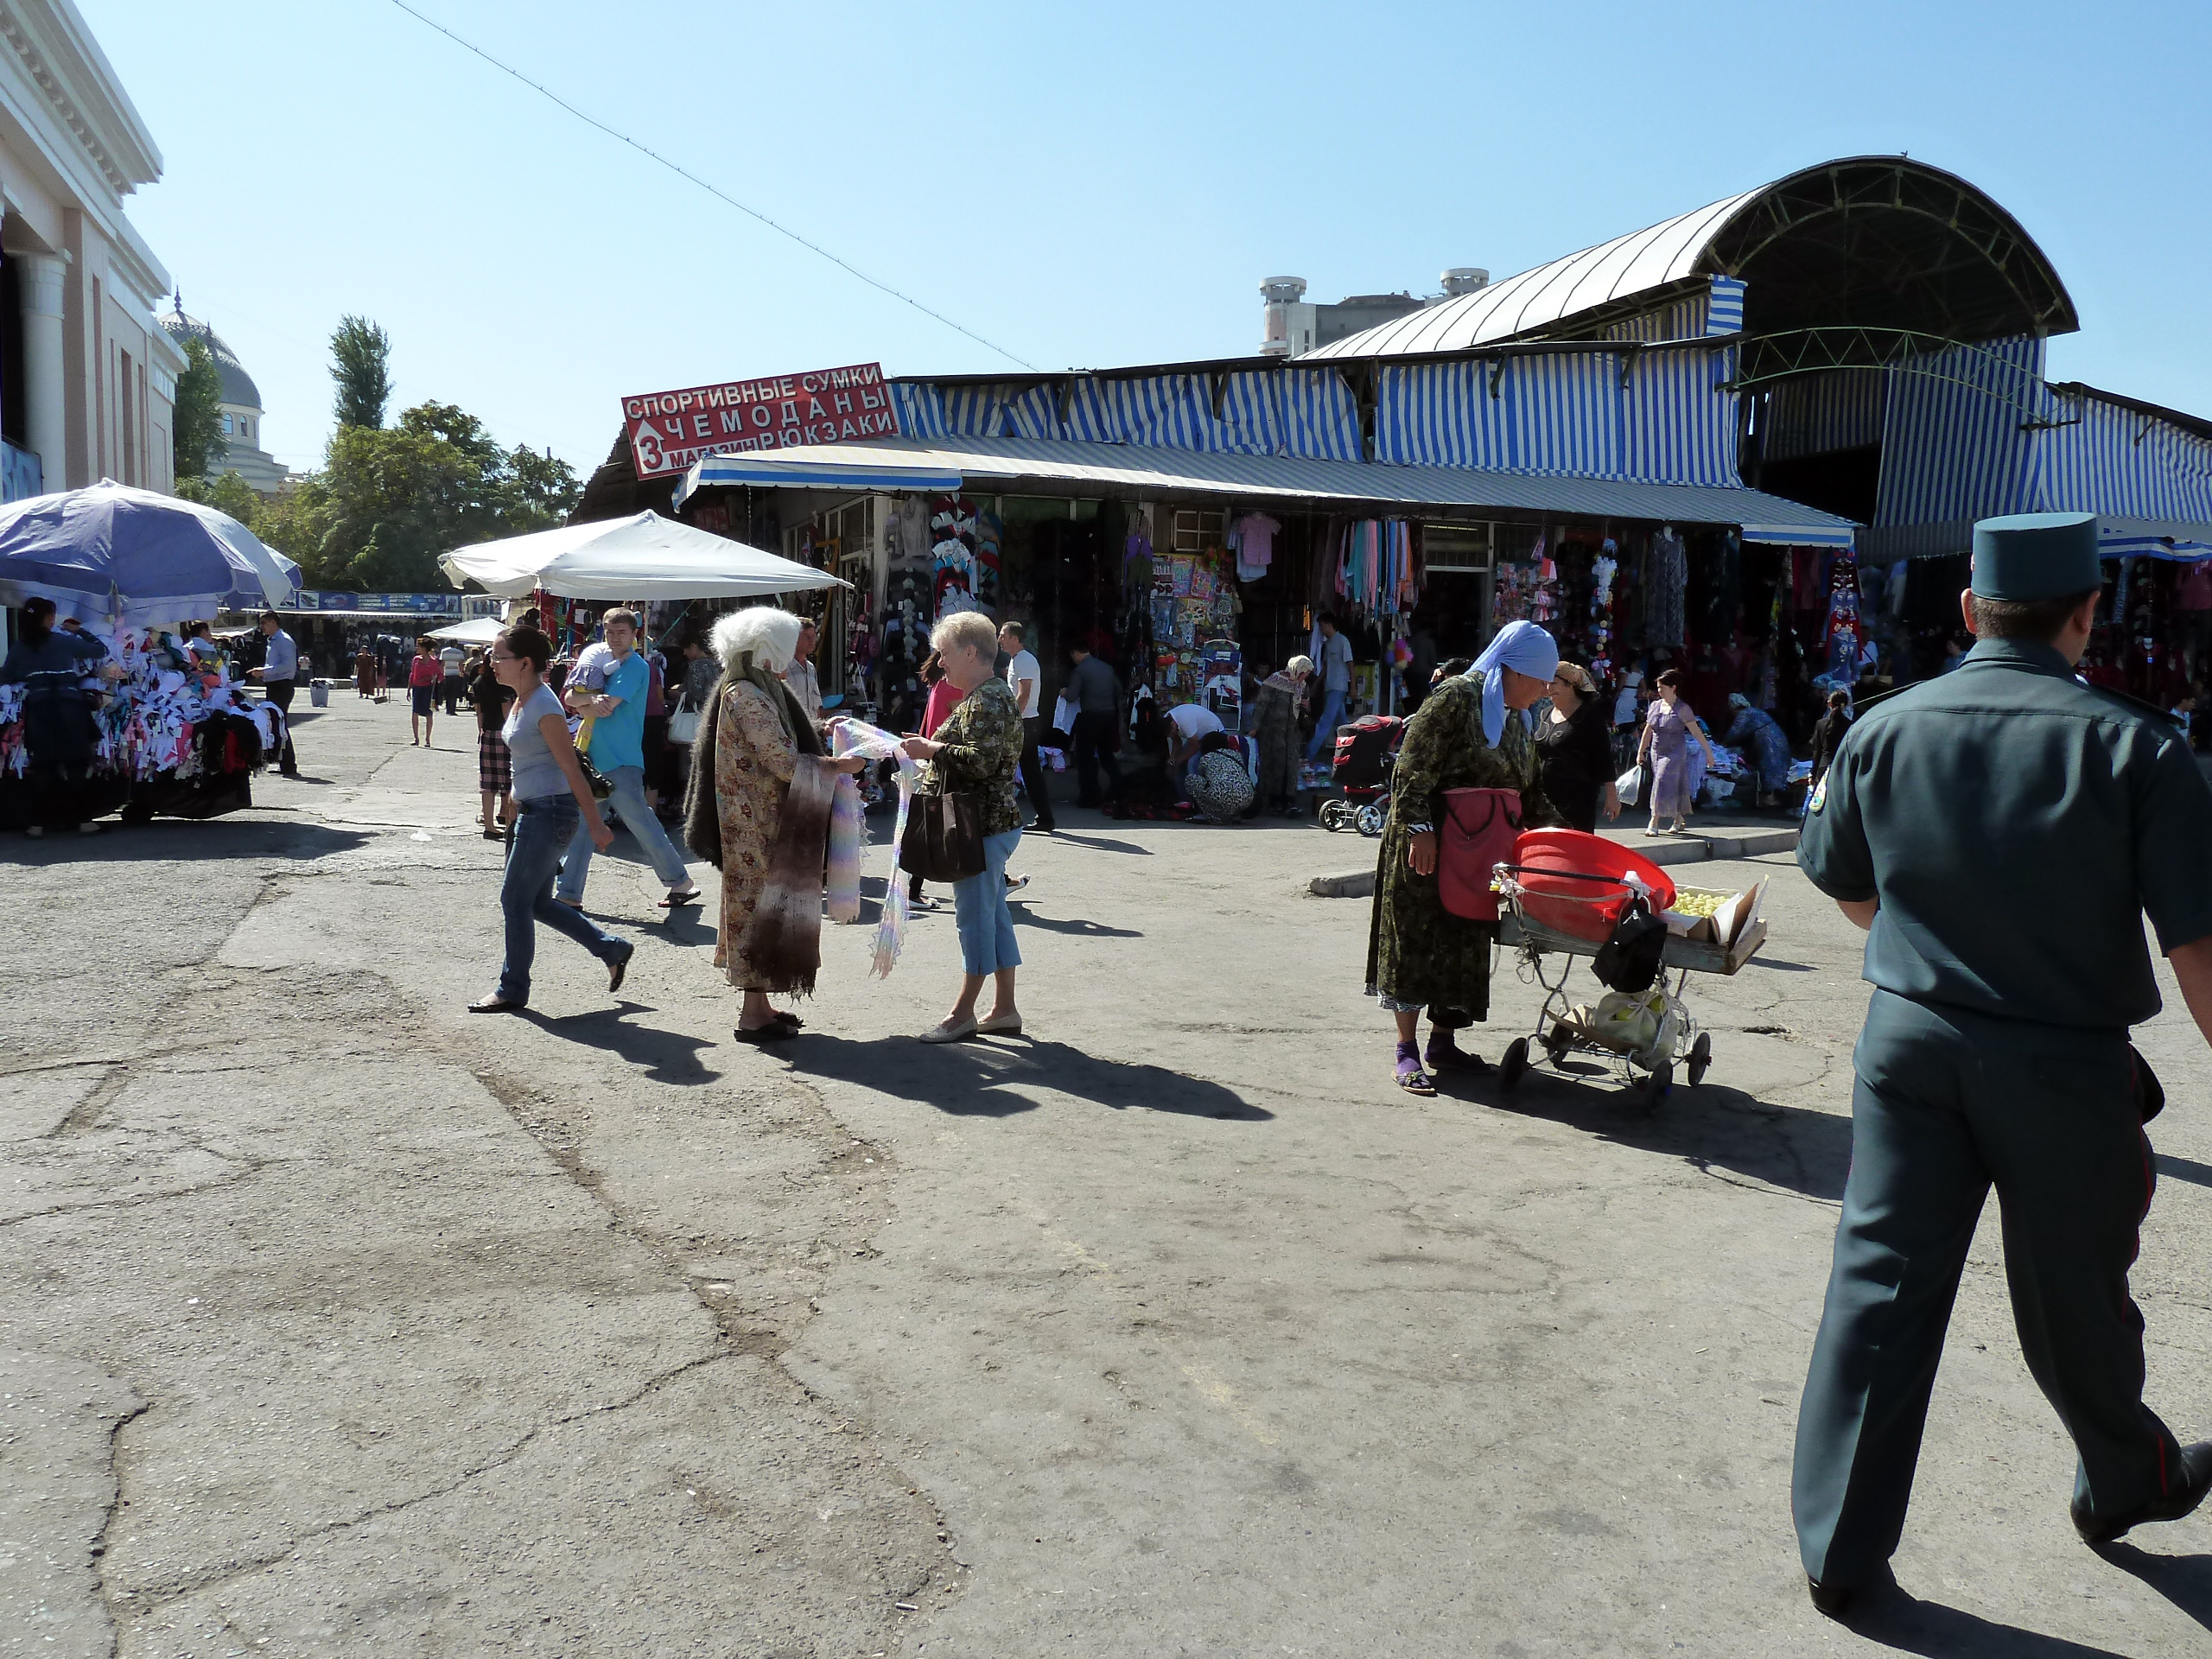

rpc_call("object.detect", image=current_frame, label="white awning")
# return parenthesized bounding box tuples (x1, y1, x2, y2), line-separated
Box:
(672, 434, 1856, 548)
(441, 511, 845, 600)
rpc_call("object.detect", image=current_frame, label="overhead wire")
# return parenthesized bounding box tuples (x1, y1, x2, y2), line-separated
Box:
(383, 0, 1039, 372)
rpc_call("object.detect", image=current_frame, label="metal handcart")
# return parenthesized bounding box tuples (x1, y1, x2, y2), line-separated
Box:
(1491, 864, 1766, 1113)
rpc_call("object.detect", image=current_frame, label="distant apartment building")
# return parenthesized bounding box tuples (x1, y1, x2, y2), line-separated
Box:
(0, 0, 181, 499)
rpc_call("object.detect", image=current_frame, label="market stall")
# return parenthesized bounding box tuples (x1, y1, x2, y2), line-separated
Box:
(0, 480, 299, 829)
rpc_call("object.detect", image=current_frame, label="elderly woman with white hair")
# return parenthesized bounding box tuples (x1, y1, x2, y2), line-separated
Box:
(683, 607, 865, 1043)
(899, 610, 1027, 1041)
(1249, 654, 1313, 817)
(1366, 620, 1562, 1096)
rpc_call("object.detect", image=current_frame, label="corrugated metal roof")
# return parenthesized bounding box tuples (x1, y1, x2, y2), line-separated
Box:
(1306, 190, 1756, 361)
(675, 434, 1855, 546)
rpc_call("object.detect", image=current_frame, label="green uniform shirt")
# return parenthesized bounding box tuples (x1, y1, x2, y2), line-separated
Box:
(1798, 638, 2212, 1030)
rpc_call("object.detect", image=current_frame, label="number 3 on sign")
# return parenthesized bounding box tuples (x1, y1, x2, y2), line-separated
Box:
(632, 429, 664, 475)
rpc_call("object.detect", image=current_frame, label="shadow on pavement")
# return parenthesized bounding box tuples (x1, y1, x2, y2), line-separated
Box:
(781, 1033, 1273, 1122)
(520, 1004, 722, 1085)
(1847, 1583, 2133, 1656)
(1743, 957, 1819, 972)
(2154, 1154, 2212, 1192)
(1473, 1066, 1851, 1200)
(0, 820, 372, 865)
(1040, 831, 1153, 855)
(1010, 905, 1141, 939)
(2092, 1542, 2212, 1631)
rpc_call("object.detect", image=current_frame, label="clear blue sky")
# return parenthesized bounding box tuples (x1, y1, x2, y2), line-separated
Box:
(81, 0, 2212, 480)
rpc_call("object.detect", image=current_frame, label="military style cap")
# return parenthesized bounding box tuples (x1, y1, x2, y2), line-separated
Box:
(1971, 512, 2103, 601)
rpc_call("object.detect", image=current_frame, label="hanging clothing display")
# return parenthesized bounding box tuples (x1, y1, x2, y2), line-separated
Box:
(1646, 527, 1688, 648)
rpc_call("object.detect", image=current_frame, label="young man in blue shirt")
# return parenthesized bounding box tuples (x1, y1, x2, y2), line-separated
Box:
(554, 608, 702, 912)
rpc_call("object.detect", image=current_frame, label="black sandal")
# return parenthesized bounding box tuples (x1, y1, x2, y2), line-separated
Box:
(733, 1023, 797, 1045)
(773, 1011, 804, 1029)
(468, 995, 527, 1014)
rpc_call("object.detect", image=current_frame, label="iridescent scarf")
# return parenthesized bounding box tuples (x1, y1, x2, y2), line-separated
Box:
(827, 715, 922, 976)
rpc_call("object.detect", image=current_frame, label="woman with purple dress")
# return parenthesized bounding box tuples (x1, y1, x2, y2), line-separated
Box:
(1637, 668, 1718, 836)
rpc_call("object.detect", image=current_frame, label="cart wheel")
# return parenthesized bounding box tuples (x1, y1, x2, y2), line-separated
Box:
(1640, 1062, 1674, 1114)
(1319, 803, 1343, 832)
(1687, 1032, 1712, 1087)
(1498, 1037, 1530, 1094)
(1355, 804, 1384, 837)
(1543, 1024, 1573, 1065)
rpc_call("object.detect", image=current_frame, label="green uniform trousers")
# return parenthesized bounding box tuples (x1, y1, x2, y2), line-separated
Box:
(1793, 988, 2184, 1586)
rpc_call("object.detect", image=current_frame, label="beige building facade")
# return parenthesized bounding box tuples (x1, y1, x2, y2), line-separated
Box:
(0, 0, 179, 500)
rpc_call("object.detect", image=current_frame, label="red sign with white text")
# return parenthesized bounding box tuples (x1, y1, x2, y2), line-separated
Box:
(621, 362, 898, 480)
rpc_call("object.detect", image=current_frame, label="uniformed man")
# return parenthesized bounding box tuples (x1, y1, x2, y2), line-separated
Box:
(1792, 512, 2212, 1618)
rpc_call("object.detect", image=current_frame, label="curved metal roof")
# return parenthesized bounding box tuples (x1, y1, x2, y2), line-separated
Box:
(1310, 156, 2077, 363)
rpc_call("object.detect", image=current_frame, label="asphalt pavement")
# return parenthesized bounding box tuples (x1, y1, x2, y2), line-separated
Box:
(4, 691, 2210, 1657)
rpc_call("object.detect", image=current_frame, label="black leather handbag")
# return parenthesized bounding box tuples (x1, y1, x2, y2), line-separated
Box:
(899, 791, 986, 882)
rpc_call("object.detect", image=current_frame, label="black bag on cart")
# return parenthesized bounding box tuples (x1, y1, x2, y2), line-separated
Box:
(1593, 899, 1669, 994)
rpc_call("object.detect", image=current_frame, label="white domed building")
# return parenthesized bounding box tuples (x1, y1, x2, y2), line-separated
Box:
(157, 302, 287, 493)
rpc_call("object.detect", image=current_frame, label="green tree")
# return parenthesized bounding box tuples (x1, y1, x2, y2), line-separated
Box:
(171, 334, 226, 482)
(175, 469, 263, 527)
(329, 315, 391, 429)
(250, 400, 582, 593)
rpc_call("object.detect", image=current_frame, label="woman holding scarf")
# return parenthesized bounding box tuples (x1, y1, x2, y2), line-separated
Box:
(683, 607, 865, 1043)
(1366, 620, 1561, 1096)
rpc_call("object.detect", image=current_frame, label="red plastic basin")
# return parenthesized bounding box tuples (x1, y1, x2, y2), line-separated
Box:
(1508, 828, 1677, 942)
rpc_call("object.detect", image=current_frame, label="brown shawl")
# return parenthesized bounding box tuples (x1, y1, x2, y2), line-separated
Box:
(688, 660, 833, 997)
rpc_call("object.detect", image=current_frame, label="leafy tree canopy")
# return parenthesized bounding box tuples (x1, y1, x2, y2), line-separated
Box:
(330, 315, 391, 430)
(252, 400, 582, 593)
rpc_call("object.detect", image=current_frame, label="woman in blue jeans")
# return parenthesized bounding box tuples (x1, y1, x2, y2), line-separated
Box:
(468, 625, 634, 1014)
(901, 611, 1027, 1042)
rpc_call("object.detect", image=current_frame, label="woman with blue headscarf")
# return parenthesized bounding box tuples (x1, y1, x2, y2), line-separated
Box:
(1723, 692, 1793, 807)
(1366, 619, 1561, 1096)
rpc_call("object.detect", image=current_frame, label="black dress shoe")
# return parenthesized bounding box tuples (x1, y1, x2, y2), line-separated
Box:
(2073, 1440, 2212, 1544)
(1807, 1575, 1854, 1619)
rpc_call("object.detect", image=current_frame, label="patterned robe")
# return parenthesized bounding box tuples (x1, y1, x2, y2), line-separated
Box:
(1365, 675, 1555, 1024)
(711, 678, 800, 989)
(1250, 677, 1303, 804)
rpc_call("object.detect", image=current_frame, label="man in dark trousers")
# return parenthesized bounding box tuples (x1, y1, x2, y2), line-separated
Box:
(1065, 642, 1121, 810)
(245, 610, 301, 777)
(1793, 512, 2212, 1619)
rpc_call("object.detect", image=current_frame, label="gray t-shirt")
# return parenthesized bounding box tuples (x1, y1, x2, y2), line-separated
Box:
(503, 683, 573, 803)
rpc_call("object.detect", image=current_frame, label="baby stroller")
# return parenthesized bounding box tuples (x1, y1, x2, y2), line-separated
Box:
(1319, 715, 1403, 836)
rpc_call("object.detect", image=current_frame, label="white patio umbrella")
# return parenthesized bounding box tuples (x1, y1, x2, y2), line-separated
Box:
(425, 616, 505, 645)
(440, 511, 845, 601)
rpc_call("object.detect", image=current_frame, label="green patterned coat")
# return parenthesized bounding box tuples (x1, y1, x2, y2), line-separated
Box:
(921, 676, 1025, 836)
(1364, 675, 1556, 1024)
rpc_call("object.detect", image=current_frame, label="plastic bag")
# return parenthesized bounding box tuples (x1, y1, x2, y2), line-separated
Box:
(1614, 765, 1643, 807)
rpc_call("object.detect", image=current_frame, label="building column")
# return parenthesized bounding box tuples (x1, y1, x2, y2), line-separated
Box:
(16, 249, 68, 486)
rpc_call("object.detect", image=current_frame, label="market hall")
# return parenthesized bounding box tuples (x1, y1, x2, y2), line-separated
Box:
(582, 156, 2212, 789)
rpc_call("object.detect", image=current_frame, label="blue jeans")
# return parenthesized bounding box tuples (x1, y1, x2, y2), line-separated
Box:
(952, 829, 1023, 976)
(1305, 687, 1347, 761)
(500, 797, 630, 1002)
(556, 764, 692, 902)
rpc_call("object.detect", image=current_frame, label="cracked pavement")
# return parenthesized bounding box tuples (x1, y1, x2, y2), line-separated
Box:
(3, 693, 2210, 1656)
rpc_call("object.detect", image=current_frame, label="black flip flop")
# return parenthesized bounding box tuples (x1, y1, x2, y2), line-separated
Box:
(773, 1011, 804, 1030)
(468, 995, 527, 1014)
(658, 888, 702, 909)
(733, 1023, 796, 1045)
(607, 951, 633, 995)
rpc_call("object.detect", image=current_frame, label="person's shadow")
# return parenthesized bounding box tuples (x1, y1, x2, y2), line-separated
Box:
(1843, 1575, 2138, 1656)
(2092, 1542, 2212, 1633)
(1477, 1067, 1853, 1200)
(519, 1004, 721, 1085)
(782, 1033, 1272, 1122)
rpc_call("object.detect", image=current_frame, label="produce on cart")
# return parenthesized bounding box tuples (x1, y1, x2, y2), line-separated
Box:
(1489, 828, 1768, 1110)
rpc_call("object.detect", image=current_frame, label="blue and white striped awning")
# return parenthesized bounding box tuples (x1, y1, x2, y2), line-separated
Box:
(672, 433, 1856, 547)
(676, 452, 963, 499)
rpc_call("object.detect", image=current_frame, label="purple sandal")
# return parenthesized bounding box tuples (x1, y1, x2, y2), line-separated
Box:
(1394, 1041, 1436, 1096)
